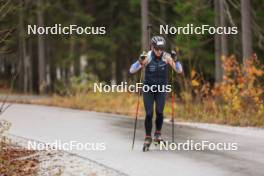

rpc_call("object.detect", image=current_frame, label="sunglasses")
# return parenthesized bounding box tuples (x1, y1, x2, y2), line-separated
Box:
(153, 47, 163, 52)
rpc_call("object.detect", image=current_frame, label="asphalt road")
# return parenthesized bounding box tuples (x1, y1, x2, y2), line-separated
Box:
(2, 104, 264, 176)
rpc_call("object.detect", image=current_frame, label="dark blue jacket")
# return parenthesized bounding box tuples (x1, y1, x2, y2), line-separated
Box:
(144, 51, 168, 85)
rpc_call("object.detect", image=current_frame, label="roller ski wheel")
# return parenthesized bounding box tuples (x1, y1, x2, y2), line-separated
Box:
(143, 136, 152, 152)
(153, 131, 164, 146)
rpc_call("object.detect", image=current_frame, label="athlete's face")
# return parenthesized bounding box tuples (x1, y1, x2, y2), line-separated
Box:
(153, 47, 162, 57)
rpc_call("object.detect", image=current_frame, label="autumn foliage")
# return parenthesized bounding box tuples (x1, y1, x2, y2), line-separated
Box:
(4, 55, 263, 127)
(180, 55, 264, 126)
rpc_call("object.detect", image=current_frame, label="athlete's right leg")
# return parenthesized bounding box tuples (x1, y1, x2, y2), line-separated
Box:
(143, 91, 154, 136)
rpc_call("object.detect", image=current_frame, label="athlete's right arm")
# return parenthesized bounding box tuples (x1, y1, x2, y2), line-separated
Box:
(129, 61, 142, 74)
(129, 51, 151, 74)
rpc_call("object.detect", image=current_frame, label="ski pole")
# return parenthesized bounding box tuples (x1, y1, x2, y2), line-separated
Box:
(131, 24, 152, 150)
(171, 63, 175, 143)
(147, 24, 152, 50)
(171, 49, 178, 143)
(132, 68, 143, 150)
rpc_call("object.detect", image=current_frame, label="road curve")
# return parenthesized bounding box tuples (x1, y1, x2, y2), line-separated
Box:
(2, 104, 264, 176)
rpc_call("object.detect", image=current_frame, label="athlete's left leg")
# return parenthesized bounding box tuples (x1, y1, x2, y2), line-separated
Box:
(154, 92, 166, 131)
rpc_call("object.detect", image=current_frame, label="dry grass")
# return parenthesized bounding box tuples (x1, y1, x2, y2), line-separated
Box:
(2, 56, 263, 127)
(10, 88, 262, 127)
(28, 92, 146, 118)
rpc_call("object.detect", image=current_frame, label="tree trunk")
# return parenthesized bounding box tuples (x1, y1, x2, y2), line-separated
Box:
(49, 54, 56, 92)
(32, 39, 39, 93)
(141, 0, 149, 51)
(159, 0, 169, 49)
(214, 0, 222, 82)
(220, 0, 228, 57)
(68, 36, 80, 77)
(115, 50, 122, 84)
(18, 0, 27, 92)
(37, 0, 46, 94)
(241, 0, 252, 64)
(28, 38, 33, 93)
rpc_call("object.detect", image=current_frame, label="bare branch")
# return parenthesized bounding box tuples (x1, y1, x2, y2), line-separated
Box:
(224, 0, 236, 27)
(227, 0, 240, 11)
(0, 0, 15, 21)
(0, 0, 11, 15)
(0, 29, 14, 44)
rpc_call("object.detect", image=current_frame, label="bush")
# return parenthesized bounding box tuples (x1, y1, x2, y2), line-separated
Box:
(178, 55, 264, 126)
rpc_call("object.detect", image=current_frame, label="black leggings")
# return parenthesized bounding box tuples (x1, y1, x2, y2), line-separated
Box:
(143, 91, 166, 136)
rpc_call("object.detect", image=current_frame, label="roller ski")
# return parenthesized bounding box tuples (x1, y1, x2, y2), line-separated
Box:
(153, 131, 164, 146)
(143, 136, 152, 152)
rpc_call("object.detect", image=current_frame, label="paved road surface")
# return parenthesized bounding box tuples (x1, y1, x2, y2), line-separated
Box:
(2, 104, 264, 176)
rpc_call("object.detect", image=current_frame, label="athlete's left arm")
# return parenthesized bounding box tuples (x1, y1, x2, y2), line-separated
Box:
(163, 53, 183, 73)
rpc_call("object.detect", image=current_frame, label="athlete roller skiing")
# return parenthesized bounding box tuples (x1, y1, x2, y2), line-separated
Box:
(129, 36, 183, 151)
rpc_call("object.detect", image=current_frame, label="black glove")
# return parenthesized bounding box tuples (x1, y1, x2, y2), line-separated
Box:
(171, 50, 177, 62)
(138, 51, 147, 64)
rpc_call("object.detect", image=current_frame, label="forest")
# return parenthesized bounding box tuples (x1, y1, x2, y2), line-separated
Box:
(1, 1, 264, 175)
(0, 0, 263, 126)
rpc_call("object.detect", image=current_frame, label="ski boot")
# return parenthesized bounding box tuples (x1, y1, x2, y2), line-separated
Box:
(143, 135, 152, 152)
(153, 131, 164, 145)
